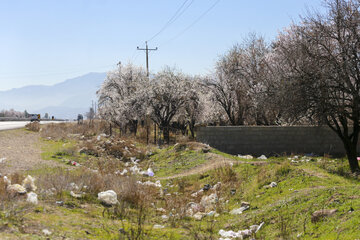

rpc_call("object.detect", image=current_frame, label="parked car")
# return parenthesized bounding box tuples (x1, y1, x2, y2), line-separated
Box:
(30, 114, 40, 122)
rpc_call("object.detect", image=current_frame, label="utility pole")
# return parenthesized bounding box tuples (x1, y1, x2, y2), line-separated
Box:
(137, 41, 158, 77)
(137, 41, 158, 144)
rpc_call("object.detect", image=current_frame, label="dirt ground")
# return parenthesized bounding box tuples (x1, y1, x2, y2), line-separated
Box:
(159, 152, 268, 180)
(0, 129, 58, 175)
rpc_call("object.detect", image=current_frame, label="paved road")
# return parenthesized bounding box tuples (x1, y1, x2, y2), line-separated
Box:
(0, 121, 63, 131)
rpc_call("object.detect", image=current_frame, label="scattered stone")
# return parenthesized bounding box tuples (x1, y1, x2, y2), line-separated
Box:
(98, 190, 119, 206)
(269, 182, 277, 187)
(161, 215, 169, 220)
(230, 205, 249, 215)
(186, 202, 202, 216)
(153, 224, 165, 229)
(264, 182, 278, 188)
(70, 191, 83, 199)
(237, 154, 253, 159)
(42, 229, 52, 236)
(200, 193, 218, 211)
(311, 209, 337, 222)
(0, 157, 6, 163)
(156, 208, 166, 213)
(26, 192, 38, 205)
(241, 202, 250, 207)
(56, 201, 64, 206)
(193, 212, 205, 220)
(69, 182, 79, 191)
(202, 147, 210, 153)
(230, 189, 236, 195)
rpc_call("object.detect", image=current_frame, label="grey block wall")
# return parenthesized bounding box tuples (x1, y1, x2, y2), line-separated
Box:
(197, 126, 353, 157)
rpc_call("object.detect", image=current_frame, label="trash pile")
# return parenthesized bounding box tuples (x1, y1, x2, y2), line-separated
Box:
(218, 222, 264, 239)
(78, 134, 144, 160)
(2, 175, 38, 205)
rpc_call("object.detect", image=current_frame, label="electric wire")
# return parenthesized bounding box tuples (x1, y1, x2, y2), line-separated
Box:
(147, 0, 194, 42)
(159, 0, 220, 47)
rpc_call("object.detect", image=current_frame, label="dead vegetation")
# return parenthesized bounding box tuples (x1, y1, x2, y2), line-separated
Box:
(25, 122, 40, 132)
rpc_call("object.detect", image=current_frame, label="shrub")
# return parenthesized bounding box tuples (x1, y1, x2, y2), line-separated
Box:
(25, 122, 40, 132)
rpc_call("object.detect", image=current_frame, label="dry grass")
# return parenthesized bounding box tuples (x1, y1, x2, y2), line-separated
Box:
(40, 120, 109, 140)
(25, 122, 40, 132)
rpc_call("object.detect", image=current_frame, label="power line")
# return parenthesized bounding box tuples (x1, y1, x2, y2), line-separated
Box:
(147, 0, 194, 42)
(159, 0, 220, 47)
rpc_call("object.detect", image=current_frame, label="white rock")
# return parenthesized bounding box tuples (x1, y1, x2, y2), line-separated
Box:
(230, 205, 249, 215)
(200, 193, 218, 211)
(0, 157, 6, 163)
(156, 208, 166, 213)
(161, 215, 169, 220)
(237, 154, 253, 159)
(26, 192, 38, 205)
(98, 190, 119, 205)
(257, 155, 267, 160)
(70, 191, 83, 199)
(153, 224, 164, 229)
(193, 212, 205, 220)
(269, 182, 277, 188)
(69, 182, 79, 191)
(42, 229, 52, 236)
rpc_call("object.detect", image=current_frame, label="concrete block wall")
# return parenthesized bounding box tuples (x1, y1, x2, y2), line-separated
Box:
(197, 126, 351, 157)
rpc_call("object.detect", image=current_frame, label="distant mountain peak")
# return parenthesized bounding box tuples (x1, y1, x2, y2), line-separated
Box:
(0, 72, 106, 119)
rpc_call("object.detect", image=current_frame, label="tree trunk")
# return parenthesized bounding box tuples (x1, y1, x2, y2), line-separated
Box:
(344, 141, 360, 173)
(163, 126, 170, 144)
(189, 121, 195, 139)
(129, 120, 138, 136)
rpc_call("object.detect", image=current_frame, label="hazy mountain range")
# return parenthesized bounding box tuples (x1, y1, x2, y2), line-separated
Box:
(0, 72, 107, 119)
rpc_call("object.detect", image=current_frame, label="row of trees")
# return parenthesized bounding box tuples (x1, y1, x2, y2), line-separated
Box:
(97, 64, 207, 141)
(98, 0, 360, 172)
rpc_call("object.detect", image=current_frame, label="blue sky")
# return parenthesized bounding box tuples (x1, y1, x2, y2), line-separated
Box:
(0, 0, 325, 90)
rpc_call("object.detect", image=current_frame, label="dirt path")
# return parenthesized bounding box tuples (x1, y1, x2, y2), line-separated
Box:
(158, 153, 267, 180)
(0, 129, 59, 175)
